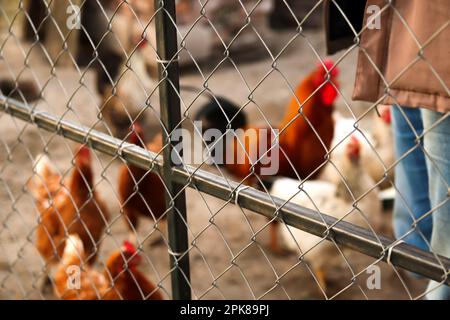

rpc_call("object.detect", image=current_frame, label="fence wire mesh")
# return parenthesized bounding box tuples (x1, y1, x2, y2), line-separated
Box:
(0, 0, 448, 300)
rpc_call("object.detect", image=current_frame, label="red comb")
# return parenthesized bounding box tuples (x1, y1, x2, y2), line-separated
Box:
(122, 240, 136, 253)
(380, 107, 391, 124)
(138, 38, 148, 49)
(347, 135, 361, 159)
(350, 135, 360, 145)
(321, 59, 339, 77)
(132, 122, 142, 132)
(77, 145, 91, 160)
(129, 122, 144, 145)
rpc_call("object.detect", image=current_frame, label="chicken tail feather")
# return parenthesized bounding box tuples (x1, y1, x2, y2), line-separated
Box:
(28, 153, 61, 202)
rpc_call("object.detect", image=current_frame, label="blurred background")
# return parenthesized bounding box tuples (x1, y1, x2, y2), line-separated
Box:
(0, 0, 430, 300)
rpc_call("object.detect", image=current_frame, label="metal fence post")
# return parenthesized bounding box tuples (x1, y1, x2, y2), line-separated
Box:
(154, 0, 191, 300)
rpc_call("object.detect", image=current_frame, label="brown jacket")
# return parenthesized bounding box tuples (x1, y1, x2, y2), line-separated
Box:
(325, 0, 450, 112)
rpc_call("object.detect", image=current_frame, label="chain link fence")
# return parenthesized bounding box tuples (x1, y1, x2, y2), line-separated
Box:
(0, 0, 448, 300)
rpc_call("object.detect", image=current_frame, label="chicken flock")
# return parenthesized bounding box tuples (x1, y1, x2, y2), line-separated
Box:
(28, 145, 164, 300)
(26, 52, 394, 298)
(194, 59, 394, 292)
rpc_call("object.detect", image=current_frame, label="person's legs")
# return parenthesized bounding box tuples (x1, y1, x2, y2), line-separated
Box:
(392, 106, 433, 251)
(421, 109, 450, 300)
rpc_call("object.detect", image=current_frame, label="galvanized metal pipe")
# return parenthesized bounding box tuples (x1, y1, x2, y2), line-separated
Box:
(1, 96, 449, 286)
(154, 0, 192, 300)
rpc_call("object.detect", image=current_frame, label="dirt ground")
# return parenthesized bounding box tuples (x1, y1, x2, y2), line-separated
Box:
(0, 25, 428, 300)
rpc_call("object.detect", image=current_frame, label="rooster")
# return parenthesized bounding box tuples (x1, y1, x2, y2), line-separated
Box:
(117, 123, 167, 244)
(102, 240, 164, 300)
(194, 60, 340, 252)
(61, 146, 111, 264)
(196, 60, 339, 183)
(29, 146, 110, 282)
(54, 234, 108, 300)
(276, 59, 339, 179)
(270, 136, 382, 293)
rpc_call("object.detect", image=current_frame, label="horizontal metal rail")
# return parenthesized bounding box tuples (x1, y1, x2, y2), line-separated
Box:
(1, 95, 449, 285)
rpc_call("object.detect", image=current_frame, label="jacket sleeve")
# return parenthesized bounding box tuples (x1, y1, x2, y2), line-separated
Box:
(324, 0, 367, 55)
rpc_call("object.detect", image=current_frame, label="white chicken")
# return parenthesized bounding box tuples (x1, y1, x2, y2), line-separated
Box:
(320, 107, 394, 190)
(271, 136, 382, 291)
(366, 105, 394, 190)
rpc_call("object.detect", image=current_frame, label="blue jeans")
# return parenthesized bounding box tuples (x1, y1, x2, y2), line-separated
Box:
(392, 107, 432, 250)
(392, 106, 450, 300)
(422, 109, 450, 300)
